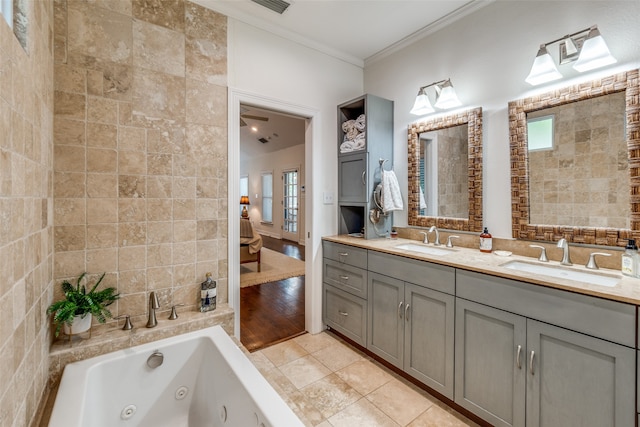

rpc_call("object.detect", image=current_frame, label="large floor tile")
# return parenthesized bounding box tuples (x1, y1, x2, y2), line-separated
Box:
(261, 339, 308, 367)
(294, 331, 339, 353)
(328, 398, 400, 427)
(335, 358, 393, 395)
(301, 373, 362, 419)
(313, 342, 364, 372)
(280, 354, 332, 389)
(366, 378, 435, 426)
(407, 402, 480, 427)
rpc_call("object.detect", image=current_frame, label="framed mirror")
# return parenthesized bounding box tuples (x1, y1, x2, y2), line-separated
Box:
(407, 107, 483, 231)
(509, 69, 640, 246)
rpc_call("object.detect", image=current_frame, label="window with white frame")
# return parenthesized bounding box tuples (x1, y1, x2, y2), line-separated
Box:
(1, 0, 13, 28)
(527, 115, 554, 151)
(261, 172, 273, 223)
(240, 175, 248, 198)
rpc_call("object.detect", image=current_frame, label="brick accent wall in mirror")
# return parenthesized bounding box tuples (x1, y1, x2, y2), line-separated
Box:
(509, 69, 640, 247)
(407, 107, 483, 232)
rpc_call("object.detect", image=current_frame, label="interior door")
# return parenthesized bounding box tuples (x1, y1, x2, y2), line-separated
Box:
(282, 168, 299, 241)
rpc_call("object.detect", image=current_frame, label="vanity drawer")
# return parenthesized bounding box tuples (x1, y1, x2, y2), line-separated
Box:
(323, 284, 367, 346)
(368, 250, 455, 295)
(323, 241, 367, 269)
(457, 270, 636, 347)
(323, 259, 367, 299)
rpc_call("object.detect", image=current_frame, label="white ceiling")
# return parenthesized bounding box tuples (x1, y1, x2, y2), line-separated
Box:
(239, 105, 306, 161)
(194, 0, 491, 67)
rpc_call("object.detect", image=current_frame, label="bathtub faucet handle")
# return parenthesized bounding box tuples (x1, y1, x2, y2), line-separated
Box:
(168, 304, 185, 320)
(115, 314, 133, 330)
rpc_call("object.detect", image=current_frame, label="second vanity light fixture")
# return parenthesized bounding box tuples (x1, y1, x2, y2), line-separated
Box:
(410, 79, 462, 115)
(525, 25, 617, 86)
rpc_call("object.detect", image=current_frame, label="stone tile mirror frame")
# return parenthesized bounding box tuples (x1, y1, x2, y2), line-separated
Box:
(407, 107, 483, 231)
(509, 69, 640, 246)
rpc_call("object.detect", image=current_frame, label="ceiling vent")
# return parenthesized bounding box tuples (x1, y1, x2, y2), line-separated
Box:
(258, 137, 269, 143)
(250, 0, 290, 14)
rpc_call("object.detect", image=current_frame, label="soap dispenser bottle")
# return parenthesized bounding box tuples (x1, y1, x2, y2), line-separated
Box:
(200, 272, 217, 312)
(621, 239, 637, 277)
(479, 227, 492, 253)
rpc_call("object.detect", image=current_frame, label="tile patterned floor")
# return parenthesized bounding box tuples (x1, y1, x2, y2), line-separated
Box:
(244, 331, 480, 427)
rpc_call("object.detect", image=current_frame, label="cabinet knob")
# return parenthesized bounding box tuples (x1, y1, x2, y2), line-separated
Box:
(339, 275, 349, 281)
(338, 311, 348, 317)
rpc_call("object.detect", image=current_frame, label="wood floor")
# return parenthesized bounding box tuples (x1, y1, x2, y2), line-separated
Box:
(240, 236, 305, 352)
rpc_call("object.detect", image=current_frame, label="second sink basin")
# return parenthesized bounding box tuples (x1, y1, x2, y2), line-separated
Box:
(394, 243, 454, 256)
(501, 260, 620, 287)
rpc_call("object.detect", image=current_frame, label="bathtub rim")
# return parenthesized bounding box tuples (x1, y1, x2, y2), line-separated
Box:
(48, 325, 304, 427)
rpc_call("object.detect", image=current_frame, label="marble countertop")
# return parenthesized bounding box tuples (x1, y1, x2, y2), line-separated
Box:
(323, 235, 640, 305)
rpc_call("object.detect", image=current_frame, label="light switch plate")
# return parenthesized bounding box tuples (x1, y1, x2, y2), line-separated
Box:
(323, 191, 334, 204)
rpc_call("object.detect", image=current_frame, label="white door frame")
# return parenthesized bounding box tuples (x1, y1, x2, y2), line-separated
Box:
(228, 88, 319, 338)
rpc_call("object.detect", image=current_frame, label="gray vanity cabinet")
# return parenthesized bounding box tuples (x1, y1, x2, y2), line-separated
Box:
(338, 152, 367, 203)
(367, 251, 455, 399)
(455, 299, 526, 427)
(456, 270, 636, 427)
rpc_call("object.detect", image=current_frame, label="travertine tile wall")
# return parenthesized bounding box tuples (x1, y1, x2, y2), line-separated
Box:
(437, 125, 468, 219)
(529, 92, 628, 228)
(52, 0, 228, 331)
(0, 2, 54, 426)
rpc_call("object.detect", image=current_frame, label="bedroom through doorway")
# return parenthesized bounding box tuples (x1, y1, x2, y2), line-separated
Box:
(238, 105, 307, 351)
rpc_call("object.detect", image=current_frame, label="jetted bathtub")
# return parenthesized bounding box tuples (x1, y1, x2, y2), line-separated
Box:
(48, 325, 304, 427)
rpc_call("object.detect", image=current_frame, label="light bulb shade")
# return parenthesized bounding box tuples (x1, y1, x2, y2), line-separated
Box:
(525, 45, 562, 86)
(410, 90, 434, 115)
(434, 80, 462, 109)
(240, 195, 250, 205)
(573, 27, 616, 72)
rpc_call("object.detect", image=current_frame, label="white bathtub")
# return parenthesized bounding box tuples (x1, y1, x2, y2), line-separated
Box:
(48, 325, 304, 427)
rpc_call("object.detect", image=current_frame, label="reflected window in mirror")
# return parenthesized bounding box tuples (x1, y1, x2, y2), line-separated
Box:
(509, 69, 639, 246)
(408, 107, 482, 232)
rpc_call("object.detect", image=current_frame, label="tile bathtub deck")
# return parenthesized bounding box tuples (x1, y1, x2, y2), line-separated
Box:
(245, 332, 480, 427)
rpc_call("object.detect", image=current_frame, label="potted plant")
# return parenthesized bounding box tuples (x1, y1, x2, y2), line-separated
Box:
(47, 272, 120, 337)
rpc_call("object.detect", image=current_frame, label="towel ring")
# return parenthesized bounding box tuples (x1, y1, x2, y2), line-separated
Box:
(379, 158, 390, 172)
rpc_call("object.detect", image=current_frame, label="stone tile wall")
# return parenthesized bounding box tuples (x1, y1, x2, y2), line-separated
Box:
(52, 0, 228, 339)
(0, 2, 55, 426)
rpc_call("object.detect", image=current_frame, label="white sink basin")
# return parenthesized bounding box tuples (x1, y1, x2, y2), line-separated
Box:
(501, 261, 620, 287)
(394, 243, 454, 256)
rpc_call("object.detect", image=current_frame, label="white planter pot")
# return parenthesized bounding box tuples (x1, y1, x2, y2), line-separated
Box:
(63, 313, 92, 335)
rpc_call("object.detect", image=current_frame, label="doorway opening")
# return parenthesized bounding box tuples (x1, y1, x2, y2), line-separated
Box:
(238, 104, 307, 351)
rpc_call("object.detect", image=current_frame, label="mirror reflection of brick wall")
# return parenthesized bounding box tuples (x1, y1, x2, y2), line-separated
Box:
(528, 91, 628, 228)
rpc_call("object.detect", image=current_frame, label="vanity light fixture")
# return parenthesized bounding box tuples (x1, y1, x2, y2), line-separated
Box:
(410, 79, 462, 115)
(525, 25, 616, 86)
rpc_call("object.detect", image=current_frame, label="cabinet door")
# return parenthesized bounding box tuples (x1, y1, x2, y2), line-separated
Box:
(338, 152, 368, 203)
(455, 299, 526, 427)
(367, 272, 404, 368)
(526, 319, 635, 427)
(404, 283, 454, 399)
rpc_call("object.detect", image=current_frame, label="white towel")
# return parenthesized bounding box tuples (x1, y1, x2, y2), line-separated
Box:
(355, 114, 366, 131)
(419, 188, 427, 210)
(381, 169, 403, 213)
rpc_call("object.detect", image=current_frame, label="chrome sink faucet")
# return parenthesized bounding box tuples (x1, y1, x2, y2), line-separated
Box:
(557, 238, 572, 266)
(429, 226, 441, 246)
(419, 231, 429, 244)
